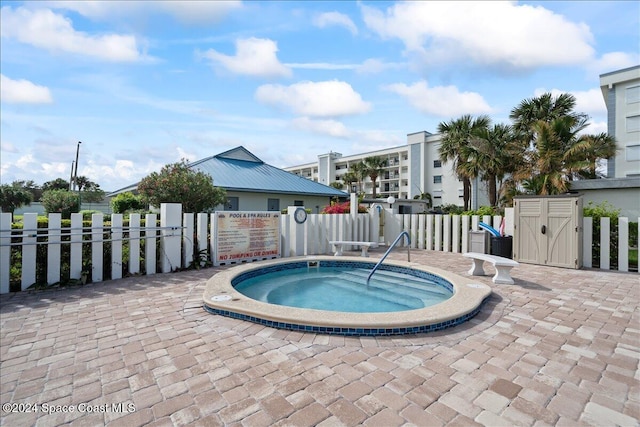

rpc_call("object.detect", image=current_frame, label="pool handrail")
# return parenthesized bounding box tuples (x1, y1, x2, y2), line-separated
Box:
(367, 231, 411, 286)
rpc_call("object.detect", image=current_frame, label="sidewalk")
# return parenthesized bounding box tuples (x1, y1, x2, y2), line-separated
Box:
(1, 250, 638, 426)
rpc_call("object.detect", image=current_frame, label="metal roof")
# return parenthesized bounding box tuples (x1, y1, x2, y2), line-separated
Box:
(108, 146, 347, 198)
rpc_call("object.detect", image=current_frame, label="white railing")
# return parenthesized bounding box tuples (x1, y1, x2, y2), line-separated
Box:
(1, 205, 637, 294)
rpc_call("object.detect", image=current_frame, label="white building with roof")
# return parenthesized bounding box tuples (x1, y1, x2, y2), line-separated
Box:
(599, 65, 640, 178)
(284, 131, 489, 211)
(108, 146, 347, 213)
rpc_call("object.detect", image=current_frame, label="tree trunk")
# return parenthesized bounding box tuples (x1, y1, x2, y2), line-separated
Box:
(463, 178, 471, 211)
(488, 175, 497, 207)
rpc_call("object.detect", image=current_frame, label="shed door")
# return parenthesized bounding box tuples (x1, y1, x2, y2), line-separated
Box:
(545, 198, 576, 268)
(514, 199, 543, 264)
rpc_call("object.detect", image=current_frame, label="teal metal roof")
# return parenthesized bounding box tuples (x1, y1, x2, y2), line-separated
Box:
(108, 146, 346, 198)
(190, 147, 346, 197)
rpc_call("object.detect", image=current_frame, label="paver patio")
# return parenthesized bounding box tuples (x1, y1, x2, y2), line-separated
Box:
(1, 250, 638, 426)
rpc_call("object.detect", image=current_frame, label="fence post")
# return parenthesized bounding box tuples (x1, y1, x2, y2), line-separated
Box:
(418, 214, 425, 250)
(461, 215, 470, 253)
(434, 215, 442, 251)
(618, 217, 629, 272)
(92, 213, 104, 282)
(0, 213, 11, 293)
(145, 213, 156, 275)
(426, 214, 433, 250)
(22, 213, 37, 290)
(129, 214, 141, 275)
(70, 213, 83, 280)
(111, 214, 123, 280)
(161, 203, 182, 273)
(452, 215, 460, 253)
(600, 217, 610, 270)
(183, 213, 194, 269)
(583, 217, 593, 268)
(47, 213, 61, 285)
(196, 213, 208, 266)
(443, 215, 451, 252)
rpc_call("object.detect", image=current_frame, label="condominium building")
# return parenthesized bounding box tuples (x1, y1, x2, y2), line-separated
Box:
(284, 131, 489, 209)
(600, 65, 640, 178)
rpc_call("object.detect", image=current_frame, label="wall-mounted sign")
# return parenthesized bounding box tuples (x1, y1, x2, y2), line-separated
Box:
(214, 211, 281, 266)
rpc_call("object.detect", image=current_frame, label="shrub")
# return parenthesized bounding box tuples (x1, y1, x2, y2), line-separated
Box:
(40, 190, 79, 219)
(321, 201, 368, 214)
(137, 160, 226, 212)
(462, 206, 499, 217)
(111, 192, 145, 213)
(584, 201, 620, 268)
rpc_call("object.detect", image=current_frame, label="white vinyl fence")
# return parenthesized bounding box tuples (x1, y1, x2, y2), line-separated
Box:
(1, 204, 637, 294)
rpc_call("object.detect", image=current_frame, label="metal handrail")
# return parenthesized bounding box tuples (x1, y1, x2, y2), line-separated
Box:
(366, 231, 411, 285)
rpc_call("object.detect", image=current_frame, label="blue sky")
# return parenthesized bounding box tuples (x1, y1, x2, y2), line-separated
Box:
(1, 1, 638, 191)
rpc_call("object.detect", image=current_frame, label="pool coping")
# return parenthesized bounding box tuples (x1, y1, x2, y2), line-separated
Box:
(202, 256, 492, 336)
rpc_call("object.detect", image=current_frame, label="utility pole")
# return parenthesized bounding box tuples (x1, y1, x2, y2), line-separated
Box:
(74, 141, 82, 211)
(73, 141, 81, 191)
(69, 161, 75, 191)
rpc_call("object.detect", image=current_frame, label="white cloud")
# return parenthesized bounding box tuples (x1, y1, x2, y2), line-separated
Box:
(48, 1, 242, 25)
(361, 2, 595, 69)
(0, 75, 53, 104)
(589, 52, 640, 77)
(313, 11, 358, 35)
(291, 117, 352, 138)
(356, 58, 404, 74)
(0, 6, 147, 62)
(384, 80, 493, 117)
(255, 80, 371, 117)
(585, 120, 607, 135)
(202, 38, 292, 78)
(533, 87, 606, 116)
(286, 62, 358, 70)
(0, 141, 18, 154)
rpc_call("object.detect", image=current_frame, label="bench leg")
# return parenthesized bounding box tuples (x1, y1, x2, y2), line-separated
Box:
(360, 246, 369, 257)
(493, 266, 514, 284)
(468, 259, 486, 276)
(333, 244, 344, 256)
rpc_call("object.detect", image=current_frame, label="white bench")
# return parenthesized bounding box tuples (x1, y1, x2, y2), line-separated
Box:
(330, 241, 378, 257)
(463, 252, 519, 284)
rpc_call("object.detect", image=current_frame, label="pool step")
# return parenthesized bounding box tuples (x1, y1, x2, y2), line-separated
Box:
(340, 269, 451, 298)
(333, 271, 450, 305)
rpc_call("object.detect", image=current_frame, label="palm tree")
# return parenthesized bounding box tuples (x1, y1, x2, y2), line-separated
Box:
(437, 114, 491, 210)
(465, 123, 514, 207)
(349, 161, 368, 195)
(509, 92, 617, 195)
(364, 156, 388, 198)
(341, 171, 358, 193)
(568, 132, 617, 179)
(509, 92, 586, 137)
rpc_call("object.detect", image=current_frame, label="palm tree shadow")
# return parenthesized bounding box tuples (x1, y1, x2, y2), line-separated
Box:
(512, 278, 550, 291)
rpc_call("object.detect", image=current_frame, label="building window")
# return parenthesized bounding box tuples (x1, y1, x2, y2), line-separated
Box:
(225, 197, 239, 211)
(626, 145, 640, 161)
(433, 160, 442, 168)
(627, 115, 640, 132)
(294, 200, 304, 206)
(433, 175, 442, 184)
(627, 85, 640, 104)
(267, 198, 280, 211)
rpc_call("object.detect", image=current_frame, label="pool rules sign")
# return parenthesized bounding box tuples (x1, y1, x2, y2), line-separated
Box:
(213, 212, 281, 266)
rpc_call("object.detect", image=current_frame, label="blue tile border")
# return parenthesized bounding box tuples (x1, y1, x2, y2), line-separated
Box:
(202, 297, 488, 336)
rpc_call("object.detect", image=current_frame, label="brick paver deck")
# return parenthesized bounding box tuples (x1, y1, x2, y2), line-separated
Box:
(1, 251, 638, 426)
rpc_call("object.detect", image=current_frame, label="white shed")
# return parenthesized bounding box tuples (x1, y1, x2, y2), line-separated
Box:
(513, 195, 583, 269)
